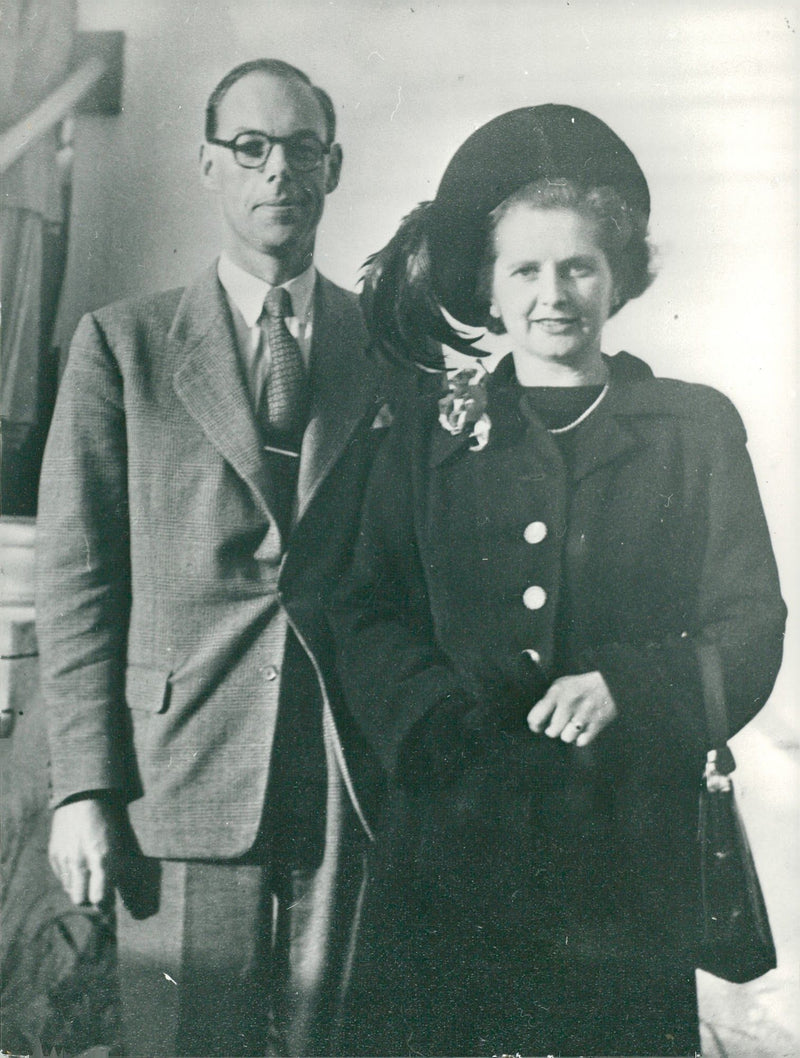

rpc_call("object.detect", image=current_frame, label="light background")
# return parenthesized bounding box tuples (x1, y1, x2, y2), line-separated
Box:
(58, 1, 798, 1053)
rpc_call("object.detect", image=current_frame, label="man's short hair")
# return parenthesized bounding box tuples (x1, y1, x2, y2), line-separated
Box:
(204, 59, 336, 144)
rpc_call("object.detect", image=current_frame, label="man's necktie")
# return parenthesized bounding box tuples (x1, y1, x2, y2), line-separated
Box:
(260, 286, 309, 440)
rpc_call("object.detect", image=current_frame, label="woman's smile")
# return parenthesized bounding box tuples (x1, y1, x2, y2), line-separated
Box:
(530, 315, 581, 332)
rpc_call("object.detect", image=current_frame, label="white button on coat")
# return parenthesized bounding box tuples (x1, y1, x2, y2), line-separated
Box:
(264, 665, 279, 681)
(523, 521, 548, 544)
(523, 586, 547, 610)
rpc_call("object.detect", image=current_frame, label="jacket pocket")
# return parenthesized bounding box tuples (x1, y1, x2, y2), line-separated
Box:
(125, 665, 171, 713)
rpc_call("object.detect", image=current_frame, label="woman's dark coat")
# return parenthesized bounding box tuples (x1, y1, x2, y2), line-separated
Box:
(331, 351, 785, 1054)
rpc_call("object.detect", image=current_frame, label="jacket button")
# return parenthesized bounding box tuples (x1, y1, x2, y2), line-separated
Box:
(522, 586, 547, 610)
(523, 521, 548, 544)
(522, 648, 541, 664)
(265, 665, 279, 681)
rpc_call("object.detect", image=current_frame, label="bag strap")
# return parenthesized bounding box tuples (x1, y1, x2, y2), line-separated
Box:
(697, 642, 736, 775)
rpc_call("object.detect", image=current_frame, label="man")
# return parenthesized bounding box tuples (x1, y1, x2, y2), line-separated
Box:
(36, 59, 388, 1057)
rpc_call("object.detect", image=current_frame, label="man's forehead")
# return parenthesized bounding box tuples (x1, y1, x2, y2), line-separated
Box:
(215, 71, 327, 135)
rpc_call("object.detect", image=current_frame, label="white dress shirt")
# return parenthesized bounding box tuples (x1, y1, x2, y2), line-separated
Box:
(217, 253, 316, 410)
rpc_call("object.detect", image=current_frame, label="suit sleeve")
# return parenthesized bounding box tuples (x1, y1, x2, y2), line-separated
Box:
(588, 393, 786, 751)
(35, 312, 132, 806)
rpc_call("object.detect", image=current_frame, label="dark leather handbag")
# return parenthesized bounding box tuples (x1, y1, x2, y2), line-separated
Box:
(695, 645, 777, 983)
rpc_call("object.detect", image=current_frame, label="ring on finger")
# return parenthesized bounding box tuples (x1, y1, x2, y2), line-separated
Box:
(569, 719, 585, 731)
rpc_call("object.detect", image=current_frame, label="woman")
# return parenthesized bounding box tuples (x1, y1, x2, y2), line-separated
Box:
(331, 106, 785, 1057)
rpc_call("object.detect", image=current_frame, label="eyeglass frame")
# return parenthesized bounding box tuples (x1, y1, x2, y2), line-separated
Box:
(205, 129, 333, 172)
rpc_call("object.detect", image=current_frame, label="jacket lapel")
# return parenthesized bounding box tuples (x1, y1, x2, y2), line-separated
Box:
(569, 356, 650, 481)
(295, 277, 380, 525)
(484, 352, 645, 482)
(429, 363, 528, 468)
(171, 265, 280, 523)
(569, 403, 641, 481)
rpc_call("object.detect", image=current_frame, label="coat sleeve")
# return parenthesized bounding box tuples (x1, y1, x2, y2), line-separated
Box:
(587, 392, 786, 750)
(35, 312, 132, 806)
(330, 411, 485, 783)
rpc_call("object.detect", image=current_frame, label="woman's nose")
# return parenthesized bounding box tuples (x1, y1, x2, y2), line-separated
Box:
(537, 262, 566, 305)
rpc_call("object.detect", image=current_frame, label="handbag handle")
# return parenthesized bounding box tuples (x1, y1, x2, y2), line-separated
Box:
(697, 643, 736, 777)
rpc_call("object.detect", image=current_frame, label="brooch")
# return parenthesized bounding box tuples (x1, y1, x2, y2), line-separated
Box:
(437, 363, 491, 452)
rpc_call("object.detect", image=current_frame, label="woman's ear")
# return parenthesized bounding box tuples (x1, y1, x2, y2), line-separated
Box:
(486, 304, 507, 335)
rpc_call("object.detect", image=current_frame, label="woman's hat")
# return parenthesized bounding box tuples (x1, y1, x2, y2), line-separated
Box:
(427, 104, 650, 325)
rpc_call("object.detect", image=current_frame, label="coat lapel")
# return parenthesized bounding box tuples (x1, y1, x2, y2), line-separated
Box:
(171, 265, 280, 523)
(479, 352, 645, 482)
(568, 356, 652, 481)
(295, 277, 380, 525)
(569, 402, 641, 481)
(429, 364, 527, 468)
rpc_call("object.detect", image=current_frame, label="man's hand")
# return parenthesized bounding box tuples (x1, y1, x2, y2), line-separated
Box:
(49, 797, 121, 906)
(527, 671, 618, 747)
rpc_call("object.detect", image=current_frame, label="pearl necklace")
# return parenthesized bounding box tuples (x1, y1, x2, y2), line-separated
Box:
(547, 383, 610, 435)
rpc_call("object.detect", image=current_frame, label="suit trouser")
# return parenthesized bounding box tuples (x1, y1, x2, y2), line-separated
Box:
(115, 768, 368, 1057)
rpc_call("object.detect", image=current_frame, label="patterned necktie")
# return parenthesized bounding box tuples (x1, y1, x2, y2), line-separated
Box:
(260, 286, 309, 438)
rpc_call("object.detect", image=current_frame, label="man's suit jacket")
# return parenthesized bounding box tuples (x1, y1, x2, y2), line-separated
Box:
(35, 263, 387, 859)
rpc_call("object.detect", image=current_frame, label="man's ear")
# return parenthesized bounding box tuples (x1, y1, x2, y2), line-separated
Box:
(199, 143, 220, 190)
(325, 143, 343, 194)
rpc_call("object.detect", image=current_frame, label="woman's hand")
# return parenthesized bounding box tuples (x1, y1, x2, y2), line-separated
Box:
(527, 671, 618, 747)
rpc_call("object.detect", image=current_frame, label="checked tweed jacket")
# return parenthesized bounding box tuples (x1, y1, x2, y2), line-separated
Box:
(35, 263, 387, 860)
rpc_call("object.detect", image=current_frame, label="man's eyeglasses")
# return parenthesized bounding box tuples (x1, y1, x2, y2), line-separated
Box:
(206, 130, 331, 172)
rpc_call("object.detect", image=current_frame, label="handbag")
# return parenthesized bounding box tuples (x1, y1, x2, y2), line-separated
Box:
(695, 644, 777, 982)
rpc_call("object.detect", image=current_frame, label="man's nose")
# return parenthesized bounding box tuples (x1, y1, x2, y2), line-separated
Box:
(260, 142, 291, 182)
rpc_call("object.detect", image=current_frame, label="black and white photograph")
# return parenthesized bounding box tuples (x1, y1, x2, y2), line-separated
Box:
(1, 2, 797, 1056)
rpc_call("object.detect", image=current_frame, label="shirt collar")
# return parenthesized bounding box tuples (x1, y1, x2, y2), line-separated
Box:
(217, 253, 317, 328)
